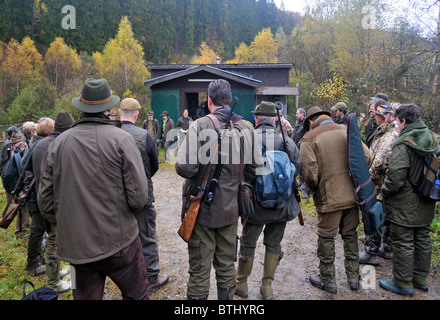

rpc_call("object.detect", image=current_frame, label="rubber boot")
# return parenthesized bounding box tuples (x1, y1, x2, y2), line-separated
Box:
(217, 282, 236, 300)
(342, 234, 360, 290)
(260, 251, 283, 300)
(46, 259, 71, 294)
(235, 256, 254, 298)
(310, 236, 337, 293)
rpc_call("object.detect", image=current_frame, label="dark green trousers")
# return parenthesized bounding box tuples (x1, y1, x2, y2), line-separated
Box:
(187, 222, 238, 295)
(391, 223, 432, 288)
(239, 221, 287, 259)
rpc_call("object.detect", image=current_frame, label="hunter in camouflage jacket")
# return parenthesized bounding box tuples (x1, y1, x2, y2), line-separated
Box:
(369, 120, 400, 201)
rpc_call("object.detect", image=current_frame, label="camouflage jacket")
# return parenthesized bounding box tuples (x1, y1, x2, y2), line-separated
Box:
(369, 121, 400, 201)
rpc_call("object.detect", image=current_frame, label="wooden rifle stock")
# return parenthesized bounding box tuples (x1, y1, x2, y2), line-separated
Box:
(178, 164, 214, 243)
(0, 177, 36, 230)
(178, 194, 201, 242)
(298, 209, 304, 226)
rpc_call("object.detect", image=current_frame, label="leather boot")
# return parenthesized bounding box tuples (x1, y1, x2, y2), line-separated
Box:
(260, 251, 282, 300)
(235, 256, 254, 298)
(46, 259, 71, 294)
(217, 282, 236, 300)
(312, 236, 337, 293)
(187, 291, 209, 300)
(342, 234, 360, 290)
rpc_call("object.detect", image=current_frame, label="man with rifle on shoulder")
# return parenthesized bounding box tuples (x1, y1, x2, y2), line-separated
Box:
(176, 79, 260, 300)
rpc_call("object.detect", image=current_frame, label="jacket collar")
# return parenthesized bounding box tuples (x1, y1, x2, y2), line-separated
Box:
(72, 115, 122, 128)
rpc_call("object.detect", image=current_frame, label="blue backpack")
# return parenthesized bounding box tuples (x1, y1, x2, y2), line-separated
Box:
(255, 141, 296, 209)
(2, 149, 25, 194)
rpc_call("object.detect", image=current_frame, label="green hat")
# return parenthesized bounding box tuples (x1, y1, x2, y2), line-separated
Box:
(72, 78, 120, 113)
(304, 106, 331, 131)
(370, 93, 388, 102)
(251, 101, 277, 117)
(331, 102, 347, 111)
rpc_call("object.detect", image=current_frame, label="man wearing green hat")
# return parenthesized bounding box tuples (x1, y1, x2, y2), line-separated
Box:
(38, 78, 150, 300)
(236, 101, 301, 300)
(300, 106, 372, 294)
(331, 102, 348, 126)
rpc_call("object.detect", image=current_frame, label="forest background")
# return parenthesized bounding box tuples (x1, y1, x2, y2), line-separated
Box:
(0, 0, 439, 131)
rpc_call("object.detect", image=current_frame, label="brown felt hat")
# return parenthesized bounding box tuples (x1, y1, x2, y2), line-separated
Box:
(304, 106, 331, 131)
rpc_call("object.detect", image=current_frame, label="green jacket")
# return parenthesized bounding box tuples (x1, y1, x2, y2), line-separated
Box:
(382, 121, 439, 227)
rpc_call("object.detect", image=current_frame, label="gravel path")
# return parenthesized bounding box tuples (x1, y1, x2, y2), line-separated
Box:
(104, 166, 440, 300)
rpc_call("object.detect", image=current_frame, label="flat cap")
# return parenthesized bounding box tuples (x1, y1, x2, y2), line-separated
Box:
(120, 98, 141, 111)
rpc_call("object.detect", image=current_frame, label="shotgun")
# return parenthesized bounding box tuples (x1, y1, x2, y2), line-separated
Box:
(0, 177, 35, 229)
(275, 105, 304, 226)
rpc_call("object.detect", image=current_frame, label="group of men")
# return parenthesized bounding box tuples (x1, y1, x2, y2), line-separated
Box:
(3, 77, 438, 300)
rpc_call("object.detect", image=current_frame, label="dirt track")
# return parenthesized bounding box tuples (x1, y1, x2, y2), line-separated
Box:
(104, 166, 440, 300)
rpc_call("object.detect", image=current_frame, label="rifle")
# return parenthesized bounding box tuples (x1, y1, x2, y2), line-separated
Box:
(0, 177, 35, 229)
(275, 105, 304, 226)
(202, 97, 238, 209)
(178, 97, 238, 242)
(178, 150, 217, 242)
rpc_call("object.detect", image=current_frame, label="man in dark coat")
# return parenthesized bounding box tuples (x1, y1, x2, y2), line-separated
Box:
(236, 101, 301, 300)
(379, 104, 440, 296)
(38, 78, 149, 300)
(176, 79, 260, 300)
(24, 110, 73, 292)
(119, 98, 169, 293)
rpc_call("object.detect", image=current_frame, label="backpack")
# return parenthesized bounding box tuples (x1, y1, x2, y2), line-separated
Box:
(1, 139, 40, 195)
(21, 281, 58, 300)
(409, 153, 440, 201)
(1, 149, 25, 194)
(254, 139, 296, 209)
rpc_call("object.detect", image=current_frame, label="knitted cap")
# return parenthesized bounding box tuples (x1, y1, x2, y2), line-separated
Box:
(54, 110, 74, 132)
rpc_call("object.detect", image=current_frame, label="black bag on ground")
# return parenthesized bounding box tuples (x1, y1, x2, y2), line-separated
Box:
(21, 281, 58, 300)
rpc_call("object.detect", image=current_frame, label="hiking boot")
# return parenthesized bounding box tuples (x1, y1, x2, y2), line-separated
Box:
(379, 279, 414, 296)
(378, 246, 393, 259)
(218, 282, 236, 300)
(309, 274, 337, 294)
(26, 263, 45, 277)
(347, 277, 360, 290)
(149, 273, 169, 293)
(359, 251, 380, 266)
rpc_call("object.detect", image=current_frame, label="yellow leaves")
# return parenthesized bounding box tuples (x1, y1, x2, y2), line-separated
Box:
(250, 28, 278, 63)
(44, 37, 81, 91)
(1, 37, 42, 91)
(311, 73, 349, 106)
(191, 42, 218, 64)
(226, 28, 278, 64)
(228, 42, 252, 64)
(93, 16, 149, 94)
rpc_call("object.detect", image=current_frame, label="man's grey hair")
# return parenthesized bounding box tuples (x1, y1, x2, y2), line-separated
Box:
(298, 108, 306, 116)
(120, 109, 139, 118)
(208, 79, 232, 107)
(256, 115, 276, 125)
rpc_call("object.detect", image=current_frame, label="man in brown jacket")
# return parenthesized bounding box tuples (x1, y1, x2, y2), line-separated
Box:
(175, 79, 260, 300)
(300, 106, 372, 294)
(38, 79, 150, 300)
